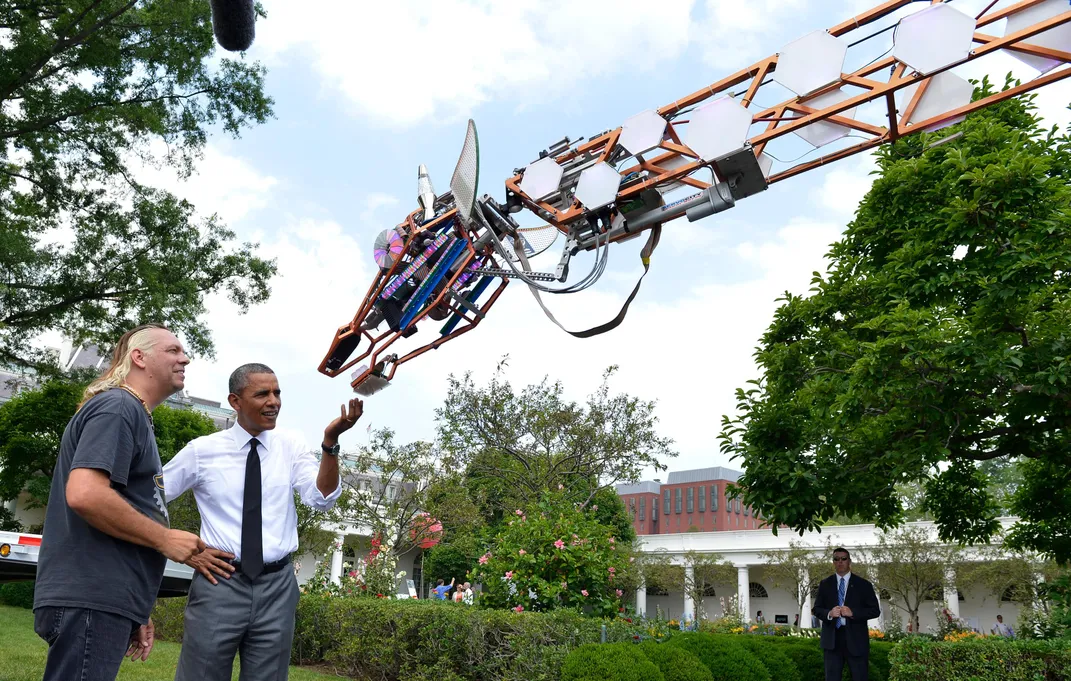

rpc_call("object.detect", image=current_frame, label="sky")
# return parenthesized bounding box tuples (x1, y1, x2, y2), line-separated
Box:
(56, 0, 1071, 477)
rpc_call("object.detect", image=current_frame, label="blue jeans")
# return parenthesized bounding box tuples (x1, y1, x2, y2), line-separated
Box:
(33, 606, 139, 681)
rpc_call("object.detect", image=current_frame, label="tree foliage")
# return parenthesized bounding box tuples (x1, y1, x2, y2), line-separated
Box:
(438, 361, 675, 516)
(0, 0, 276, 368)
(720, 79, 1071, 559)
(0, 377, 83, 507)
(863, 526, 962, 633)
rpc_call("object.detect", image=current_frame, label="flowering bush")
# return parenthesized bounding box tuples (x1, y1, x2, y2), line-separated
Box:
(471, 493, 634, 616)
(302, 537, 405, 599)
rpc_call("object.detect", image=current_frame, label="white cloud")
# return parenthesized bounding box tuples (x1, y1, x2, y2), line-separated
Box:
(252, 0, 712, 127)
(133, 143, 279, 225)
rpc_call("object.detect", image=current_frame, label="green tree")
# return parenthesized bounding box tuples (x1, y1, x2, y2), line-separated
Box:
(719, 79, 1071, 559)
(154, 404, 218, 534)
(438, 361, 675, 523)
(0, 377, 219, 532)
(759, 541, 831, 624)
(863, 526, 962, 633)
(0, 0, 276, 369)
(0, 378, 84, 507)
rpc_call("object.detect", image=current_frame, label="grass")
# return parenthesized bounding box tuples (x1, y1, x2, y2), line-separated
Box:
(0, 605, 345, 681)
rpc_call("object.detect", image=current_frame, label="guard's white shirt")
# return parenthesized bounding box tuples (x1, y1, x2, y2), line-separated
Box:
(162, 423, 342, 563)
(828, 572, 852, 622)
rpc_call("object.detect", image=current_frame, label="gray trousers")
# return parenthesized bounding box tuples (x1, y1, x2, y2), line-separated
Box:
(175, 568, 299, 681)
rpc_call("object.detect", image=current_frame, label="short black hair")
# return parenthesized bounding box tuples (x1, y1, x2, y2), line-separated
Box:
(833, 547, 851, 559)
(229, 363, 275, 395)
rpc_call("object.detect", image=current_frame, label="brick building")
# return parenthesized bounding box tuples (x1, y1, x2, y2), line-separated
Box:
(616, 467, 765, 535)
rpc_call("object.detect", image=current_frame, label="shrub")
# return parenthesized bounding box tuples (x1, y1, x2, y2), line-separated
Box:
(561, 643, 664, 681)
(638, 642, 714, 681)
(890, 637, 1071, 681)
(291, 593, 644, 681)
(869, 640, 895, 680)
(0, 580, 34, 609)
(150, 596, 187, 642)
(733, 637, 802, 681)
(664, 632, 771, 681)
(777, 643, 825, 681)
(472, 493, 635, 617)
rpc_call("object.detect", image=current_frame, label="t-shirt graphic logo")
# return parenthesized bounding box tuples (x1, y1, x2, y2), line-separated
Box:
(153, 473, 170, 524)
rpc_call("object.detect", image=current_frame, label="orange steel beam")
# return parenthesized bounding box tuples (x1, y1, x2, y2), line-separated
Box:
(322, 0, 1071, 394)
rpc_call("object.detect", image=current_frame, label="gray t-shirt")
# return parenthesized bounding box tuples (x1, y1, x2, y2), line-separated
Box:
(34, 388, 169, 624)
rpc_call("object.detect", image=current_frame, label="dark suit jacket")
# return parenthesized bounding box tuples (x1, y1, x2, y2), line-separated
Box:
(812, 573, 881, 656)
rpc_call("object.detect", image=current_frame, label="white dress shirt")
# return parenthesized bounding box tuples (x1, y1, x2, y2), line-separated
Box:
(828, 572, 851, 624)
(162, 423, 342, 563)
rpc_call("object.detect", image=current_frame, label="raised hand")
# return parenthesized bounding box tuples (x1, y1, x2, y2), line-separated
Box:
(324, 398, 363, 442)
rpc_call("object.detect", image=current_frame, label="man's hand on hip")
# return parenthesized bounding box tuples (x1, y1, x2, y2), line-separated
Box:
(158, 529, 206, 563)
(186, 547, 236, 585)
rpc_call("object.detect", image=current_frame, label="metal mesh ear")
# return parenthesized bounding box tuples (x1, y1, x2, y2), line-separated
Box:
(450, 119, 479, 225)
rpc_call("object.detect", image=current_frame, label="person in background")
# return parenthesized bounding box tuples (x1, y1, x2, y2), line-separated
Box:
(992, 614, 1012, 637)
(813, 547, 881, 681)
(756, 610, 765, 624)
(432, 578, 455, 600)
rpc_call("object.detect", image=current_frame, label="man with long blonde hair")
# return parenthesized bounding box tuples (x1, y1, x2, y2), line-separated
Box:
(33, 323, 205, 681)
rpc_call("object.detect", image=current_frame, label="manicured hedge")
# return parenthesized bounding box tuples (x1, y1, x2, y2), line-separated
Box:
(561, 643, 664, 681)
(663, 632, 771, 681)
(733, 636, 802, 681)
(890, 637, 1071, 681)
(0, 580, 34, 609)
(638, 642, 714, 681)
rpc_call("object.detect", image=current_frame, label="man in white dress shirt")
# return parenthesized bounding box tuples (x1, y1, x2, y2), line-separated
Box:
(163, 363, 362, 681)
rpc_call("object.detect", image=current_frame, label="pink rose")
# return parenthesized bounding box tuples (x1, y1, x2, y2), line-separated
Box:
(505, 571, 513, 579)
(514, 605, 524, 612)
(608, 567, 615, 574)
(616, 589, 623, 597)
(581, 589, 589, 597)
(519, 549, 526, 556)
(515, 509, 523, 516)
(478, 553, 490, 565)
(554, 539, 565, 549)
(592, 505, 598, 511)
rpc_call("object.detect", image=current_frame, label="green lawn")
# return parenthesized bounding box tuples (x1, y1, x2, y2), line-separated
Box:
(0, 605, 345, 681)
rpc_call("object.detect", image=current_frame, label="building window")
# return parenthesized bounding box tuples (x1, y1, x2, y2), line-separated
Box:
(744, 505, 750, 517)
(652, 505, 658, 521)
(674, 488, 682, 514)
(735, 499, 741, 514)
(664, 489, 671, 515)
(725, 488, 731, 510)
(711, 486, 718, 512)
(749, 582, 769, 599)
(686, 487, 694, 513)
(699, 486, 706, 513)
(629, 499, 636, 520)
(639, 497, 646, 521)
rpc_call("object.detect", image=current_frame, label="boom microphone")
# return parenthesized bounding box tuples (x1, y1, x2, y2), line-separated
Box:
(209, 0, 255, 52)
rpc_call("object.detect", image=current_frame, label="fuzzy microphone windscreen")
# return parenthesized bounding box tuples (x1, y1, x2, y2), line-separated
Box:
(209, 0, 255, 52)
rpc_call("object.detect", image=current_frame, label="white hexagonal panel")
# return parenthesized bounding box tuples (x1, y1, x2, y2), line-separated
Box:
(685, 97, 754, 162)
(573, 162, 622, 209)
(896, 71, 975, 132)
(520, 157, 564, 201)
(794, 87, 860, 148)
(757, 152, 774, 179)
(893, 4, 976, 75)
(1005, 0, 1071, 74)
(619, 109, 668, 155)
(774, 30, 847, 97)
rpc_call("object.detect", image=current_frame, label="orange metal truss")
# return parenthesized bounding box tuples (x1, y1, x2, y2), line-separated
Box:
(320, 0, 1071, 394)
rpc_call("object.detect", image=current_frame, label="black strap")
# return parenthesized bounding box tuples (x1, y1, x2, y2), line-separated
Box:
(241, 438, 264, 579)
(512, 225, 661, 338)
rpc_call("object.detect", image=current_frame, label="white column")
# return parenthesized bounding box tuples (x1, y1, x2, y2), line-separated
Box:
(870, 567, 884, 630)
(800, 568, 813, 628)
(683, 565, 695, 618)
(635, 576, 648, 618)
(737, 565, 751, 623)
(329, 533, 345, 585)
(944, 566, 959, 619)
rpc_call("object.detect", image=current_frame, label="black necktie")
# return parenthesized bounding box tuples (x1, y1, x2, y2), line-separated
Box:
(241, 437, 263, 579)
